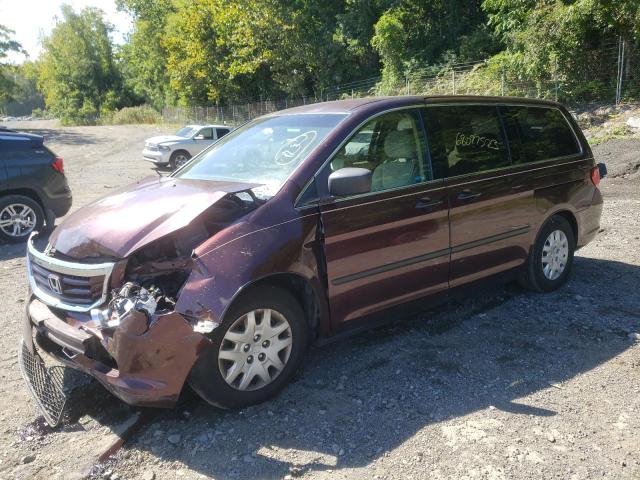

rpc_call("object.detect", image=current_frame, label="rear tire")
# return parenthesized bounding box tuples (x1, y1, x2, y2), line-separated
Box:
(520, 215, 575, 292)
(0, 195, 45, 243)
(188, 286, 308, 409)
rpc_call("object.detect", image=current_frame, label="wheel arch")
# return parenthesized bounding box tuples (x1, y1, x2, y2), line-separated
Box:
(554, 210, 578, 245)
(221, 272, 328, 342)
(539, 208, 579, 247)
(0, 188, 45, 210)
(171, 149, 191, 159)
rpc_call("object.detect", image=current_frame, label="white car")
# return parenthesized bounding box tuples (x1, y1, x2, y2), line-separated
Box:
(142, 124, 232, 169)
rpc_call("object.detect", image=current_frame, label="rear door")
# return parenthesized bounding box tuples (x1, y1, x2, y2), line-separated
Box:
(318, 108, 450, 328)
(3, 136, 52, 188)
(216, 128, 230, 140)
(423, 104, 531, 287)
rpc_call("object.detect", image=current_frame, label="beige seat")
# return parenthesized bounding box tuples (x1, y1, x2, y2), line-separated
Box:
(371, 130, 419, 191)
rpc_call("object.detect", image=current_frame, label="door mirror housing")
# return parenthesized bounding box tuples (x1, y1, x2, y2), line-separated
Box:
(328, 168, 372, 197)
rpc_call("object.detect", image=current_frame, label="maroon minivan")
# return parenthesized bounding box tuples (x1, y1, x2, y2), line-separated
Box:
(20, 96, 604, 424)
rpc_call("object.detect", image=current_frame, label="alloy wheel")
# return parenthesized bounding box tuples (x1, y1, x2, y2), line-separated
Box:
(541, 229, 569, 280)
(218, 309, 293, 391)
(0, 203, 37, 238)
(174, 154, 189, 169)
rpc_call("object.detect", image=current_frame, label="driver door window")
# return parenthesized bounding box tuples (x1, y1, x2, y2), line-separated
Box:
(196, 128, 214, 140)
(330, 110, 430, 192)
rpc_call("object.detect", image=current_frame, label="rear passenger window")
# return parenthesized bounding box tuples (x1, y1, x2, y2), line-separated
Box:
(330, 110, 430, 192)
(500, 106, 580, 163)
(0, 140, 51, 161)
(216, 128, 230, 138)
(423, 105, 509, 177)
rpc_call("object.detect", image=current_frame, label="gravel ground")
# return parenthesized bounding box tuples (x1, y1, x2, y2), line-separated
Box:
(0, 121, 638, 480)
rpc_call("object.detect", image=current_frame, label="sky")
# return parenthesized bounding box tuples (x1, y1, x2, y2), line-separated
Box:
(0, 0, 132, 63)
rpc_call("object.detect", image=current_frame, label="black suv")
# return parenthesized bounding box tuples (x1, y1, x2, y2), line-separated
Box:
(0, 131, 72, 243)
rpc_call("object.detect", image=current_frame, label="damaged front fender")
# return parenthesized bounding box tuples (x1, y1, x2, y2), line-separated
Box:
(99, 310, 213, 405)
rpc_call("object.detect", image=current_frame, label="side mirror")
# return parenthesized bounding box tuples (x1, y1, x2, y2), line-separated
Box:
(328, 167, 372, 197)
(194, 135, 205, 140)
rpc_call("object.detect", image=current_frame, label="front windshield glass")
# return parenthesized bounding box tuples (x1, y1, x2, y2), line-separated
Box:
(176, 126, 197, 138)
(176, 114, 347, 199)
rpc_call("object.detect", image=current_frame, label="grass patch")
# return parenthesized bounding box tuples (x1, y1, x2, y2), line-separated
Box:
(104, 105, 162, 125)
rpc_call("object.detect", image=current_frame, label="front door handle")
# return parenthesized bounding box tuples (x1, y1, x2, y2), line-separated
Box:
(415, 198, 444, 211)
(457, 189, 482, 201)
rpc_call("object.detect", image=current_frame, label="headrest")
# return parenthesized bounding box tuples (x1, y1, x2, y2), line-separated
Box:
(384, 129, 417, 159)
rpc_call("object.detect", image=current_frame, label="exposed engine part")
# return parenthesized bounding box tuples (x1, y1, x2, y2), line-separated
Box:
(112, 282, 158, 317)
(91, 282, 160, 330)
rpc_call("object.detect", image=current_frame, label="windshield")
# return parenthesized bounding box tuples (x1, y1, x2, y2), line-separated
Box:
(176, 126, 197, 138)
(175, 114, 347, 199)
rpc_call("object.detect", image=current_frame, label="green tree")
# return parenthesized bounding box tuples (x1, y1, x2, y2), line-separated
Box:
(117, 0, 174, 109)
(162, 0, 351, 105)
(372, 1, 497, 87)
(482, 0, 640, 100)
(38, 5, 125, 124)
(0, 25, 25, 102)
(334, 0, 390, 80)
(371, 9, 406, 88)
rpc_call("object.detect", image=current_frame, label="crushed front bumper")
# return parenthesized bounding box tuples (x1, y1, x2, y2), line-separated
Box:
(22, 296, 212, 411)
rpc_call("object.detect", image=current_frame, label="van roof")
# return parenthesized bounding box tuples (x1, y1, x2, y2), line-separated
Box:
(271, 95, 564, 116)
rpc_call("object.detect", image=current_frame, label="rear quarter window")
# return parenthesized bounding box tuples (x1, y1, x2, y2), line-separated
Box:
(0, 139, 53, 162)
(500, 106, 581, 163)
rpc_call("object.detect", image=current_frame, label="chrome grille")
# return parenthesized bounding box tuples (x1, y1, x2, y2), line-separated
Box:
(31, 262, 104, 306)
(27, 234, 115, 312)
(19, 340, 67, 427)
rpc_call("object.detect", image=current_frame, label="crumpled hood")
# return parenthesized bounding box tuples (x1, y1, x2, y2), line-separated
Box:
(146, 135, 187, 145)
(48, 177, 260, 259)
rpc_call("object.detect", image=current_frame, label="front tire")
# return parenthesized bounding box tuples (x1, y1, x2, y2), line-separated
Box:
(169, 150, 191, 170)
(521, 215, 575, 292)
(0, 195, 45, 243)
(188, 286, 308, 409)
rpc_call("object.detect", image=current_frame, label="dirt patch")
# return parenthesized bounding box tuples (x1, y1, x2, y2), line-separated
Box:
(591, 138, 640, 179)
(575, 103, 640, 145)
(0, 123, 638, 480)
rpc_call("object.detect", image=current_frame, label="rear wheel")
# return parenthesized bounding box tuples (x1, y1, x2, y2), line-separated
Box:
(520, 215, 575, 292)
(170, 150, 191, 170)
(188, 286, 308, 409)
(0, 195, 45, 243)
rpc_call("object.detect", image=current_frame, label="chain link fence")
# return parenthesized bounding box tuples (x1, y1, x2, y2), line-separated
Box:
(162, 38, 639, 127)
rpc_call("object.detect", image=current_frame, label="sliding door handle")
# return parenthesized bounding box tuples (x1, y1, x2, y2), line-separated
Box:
(457, 189, 482, 201)
(415, 198, 444, 211)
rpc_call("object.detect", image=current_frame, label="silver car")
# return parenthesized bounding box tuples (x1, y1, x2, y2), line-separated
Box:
(142, 124, 232, 169)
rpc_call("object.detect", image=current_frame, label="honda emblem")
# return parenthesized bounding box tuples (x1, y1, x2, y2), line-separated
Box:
(47, 274, 63, 294)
